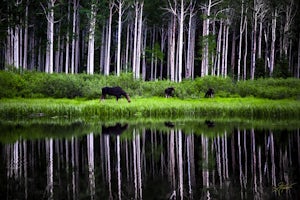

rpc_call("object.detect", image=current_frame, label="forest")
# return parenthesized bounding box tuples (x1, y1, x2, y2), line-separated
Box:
(0, 0, 300, 81)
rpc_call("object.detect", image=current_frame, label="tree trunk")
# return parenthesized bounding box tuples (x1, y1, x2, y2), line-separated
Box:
(224, 24, 229, 77)
(23, 0, 29, 70)
(132, 2, 138, 77)
(45, 0, 55, 74)
(55, 23, 61, 73)
(251, 0, 258, 80)
(87, 2, 98, 75)
(258, 20, 263, 59)
(216, 20, 223, 76)
(104, 1, 113, 75)
(237, 0, 244, 81)
(134, 1, 144, 79)
(170, 14, 176, 81)
(230, 26, 236, 78)
(100, 27, 105, 73)
(177, 0, 184, 82)
(201, 7, 209, 77)
(116, 0, 124, 76)
(14, 26, 20, 69)
(160, 28, 166, 79)
(243, 12, 248, 80)
(71, 0, 78, 74)
(270, 9, 277, 76)
(65, 0, 70, 73)
(297, 33, 300, 78)
(142, 27, 147, 80)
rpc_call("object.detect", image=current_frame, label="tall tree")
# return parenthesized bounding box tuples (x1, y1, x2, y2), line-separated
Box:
(116, 0, 127, 76)
(269, 8, 277, 76)
(201, 0, 223, 77)
(104, 0, 114, 75)
(43, 0, 57, 73)
(71, 0, 79, 74)
(87, 0, 98, 75)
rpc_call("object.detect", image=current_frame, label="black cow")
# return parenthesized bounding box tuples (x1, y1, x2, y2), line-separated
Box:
(102, 123, 128, 135)
(204, 88, 214, 98)
(101, 86, 131, 103)
(165, 87, 175, 98)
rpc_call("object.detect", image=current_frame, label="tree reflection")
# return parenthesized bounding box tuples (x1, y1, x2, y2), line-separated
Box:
(2, 124, 300, 199)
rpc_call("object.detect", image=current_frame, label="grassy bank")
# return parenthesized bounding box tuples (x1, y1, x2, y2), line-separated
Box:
(1, 97, 299, 120)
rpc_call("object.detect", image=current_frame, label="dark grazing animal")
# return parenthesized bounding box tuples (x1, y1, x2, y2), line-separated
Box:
(101, 86, 131, 103)
(204, 88, 214, 98)
(165, 87, 175, 98)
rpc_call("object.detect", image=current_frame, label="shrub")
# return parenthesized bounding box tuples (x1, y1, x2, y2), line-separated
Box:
(0, 70, 299, 99)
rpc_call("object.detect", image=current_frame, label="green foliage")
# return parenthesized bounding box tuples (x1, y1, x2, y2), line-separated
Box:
(237, 78, 300, 99)
(273, 59, 291, 78)
(0, 71, 299, 100)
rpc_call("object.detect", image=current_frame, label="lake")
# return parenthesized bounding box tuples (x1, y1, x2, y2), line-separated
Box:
(0, 118, 299, 199)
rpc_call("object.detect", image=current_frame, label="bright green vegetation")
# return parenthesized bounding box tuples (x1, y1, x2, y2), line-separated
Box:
(1, 97, 300, 120)
(1, 71, 300, 99)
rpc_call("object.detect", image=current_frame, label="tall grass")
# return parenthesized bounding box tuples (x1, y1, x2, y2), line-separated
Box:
(1, 97, 299, 120)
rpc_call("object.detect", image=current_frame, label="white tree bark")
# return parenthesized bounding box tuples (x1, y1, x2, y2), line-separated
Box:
(270, 9, 277, 76)
(87, 1, 98, 75)
(65, 0, 70, 73)
(71, 0, 79, 74)
(136, 1, 143, 79)
(116, 0, 126, 76)
(45, 0, 55, 74)
(237, 0, 244, 81)
(216, 19, 223, 76)
(104, 1, 113, 75)
(243, 12, 248, 80)
(186, 3, 196, 79)
(13, 26, 20, 69)
(297, 33, 300, 78)
(132, 3, 138, 76)
(177, 0, 185, 82)
(23, 0, 29, 70)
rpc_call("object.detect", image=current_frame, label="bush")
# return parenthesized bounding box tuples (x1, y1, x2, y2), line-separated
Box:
(0, 70, 299, 99)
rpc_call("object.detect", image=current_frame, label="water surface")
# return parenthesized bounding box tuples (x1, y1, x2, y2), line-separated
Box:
(0, 119, 299, 199)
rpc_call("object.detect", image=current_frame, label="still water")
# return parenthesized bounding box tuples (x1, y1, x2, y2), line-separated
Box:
(0, 119, 299, 200)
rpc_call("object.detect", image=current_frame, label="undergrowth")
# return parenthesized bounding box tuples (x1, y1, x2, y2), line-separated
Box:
(0, 71, 299, 99)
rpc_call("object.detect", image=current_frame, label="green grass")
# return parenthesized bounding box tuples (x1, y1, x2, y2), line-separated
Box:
(1, 97, 300, 120)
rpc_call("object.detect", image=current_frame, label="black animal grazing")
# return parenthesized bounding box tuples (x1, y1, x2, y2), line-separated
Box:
(102, 123, 128, 135)
(205, 88, 214, 98)
(165, 87, 175, 98)
(101, 86, 131, 103)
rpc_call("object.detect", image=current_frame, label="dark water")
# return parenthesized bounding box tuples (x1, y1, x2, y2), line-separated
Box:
(0, 119, 300, 200)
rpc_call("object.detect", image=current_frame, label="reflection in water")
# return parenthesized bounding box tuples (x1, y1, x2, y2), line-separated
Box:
(1, 125, 300, 199)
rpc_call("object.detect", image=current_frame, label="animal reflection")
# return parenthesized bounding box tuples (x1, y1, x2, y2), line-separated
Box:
(164, 121, 175, 128)
(205, 120, 215, 128)
(101, 86, 131, 103)
(102, 123, 128, 135)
